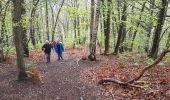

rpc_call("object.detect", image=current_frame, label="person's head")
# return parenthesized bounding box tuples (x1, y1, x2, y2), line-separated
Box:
(45, 40, 49, 44)
(56, 39, 60, 43)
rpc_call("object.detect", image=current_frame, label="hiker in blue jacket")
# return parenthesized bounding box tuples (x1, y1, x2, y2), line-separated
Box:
(54, 40, 64, 60)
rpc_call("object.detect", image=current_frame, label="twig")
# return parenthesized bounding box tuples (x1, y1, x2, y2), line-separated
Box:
(76, 58, 80, 67)
(128, 84, 145, 89)
(108, 90, 116, 100)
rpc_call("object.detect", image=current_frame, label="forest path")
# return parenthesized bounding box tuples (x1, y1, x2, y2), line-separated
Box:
(37, 50, 93, 100)
(0, 49, 103, 100)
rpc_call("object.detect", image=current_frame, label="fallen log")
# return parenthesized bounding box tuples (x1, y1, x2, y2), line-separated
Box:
(98, 49, 170, 87)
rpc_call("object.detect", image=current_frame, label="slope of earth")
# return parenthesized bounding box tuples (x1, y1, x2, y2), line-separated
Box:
(81, 52, 170, 100)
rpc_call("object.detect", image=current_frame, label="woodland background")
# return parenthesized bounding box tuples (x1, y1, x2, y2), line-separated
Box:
(0, 0, 170, 99)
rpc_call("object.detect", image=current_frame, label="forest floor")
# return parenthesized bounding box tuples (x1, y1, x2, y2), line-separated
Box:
(0, 48, 170, 100)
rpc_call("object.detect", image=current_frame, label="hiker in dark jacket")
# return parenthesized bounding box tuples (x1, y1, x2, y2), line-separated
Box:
(42, 40, 52, 63)
(54, 40, 64, 60)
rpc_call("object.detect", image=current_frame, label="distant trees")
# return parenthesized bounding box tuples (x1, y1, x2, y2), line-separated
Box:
(30, 0, 40, 47)
(0, 0, 10, 62)
(74, 0, 168, 61)
(0, 0, 169, 65)
(87, 0, 170, 60)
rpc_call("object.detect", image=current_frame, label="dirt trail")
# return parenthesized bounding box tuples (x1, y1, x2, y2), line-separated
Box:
(0, 50, 102, 100)
(1, 49, 170, 100)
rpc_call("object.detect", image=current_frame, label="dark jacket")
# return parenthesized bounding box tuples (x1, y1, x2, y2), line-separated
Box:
(42, 43, 52, 54)
(54, 42, 64, 53)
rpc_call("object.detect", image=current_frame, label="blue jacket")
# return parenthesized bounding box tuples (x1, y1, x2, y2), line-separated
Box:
(54, 42, 64, 53)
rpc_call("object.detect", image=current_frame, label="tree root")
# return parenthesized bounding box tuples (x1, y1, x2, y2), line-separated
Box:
(98, 49, 170, 87)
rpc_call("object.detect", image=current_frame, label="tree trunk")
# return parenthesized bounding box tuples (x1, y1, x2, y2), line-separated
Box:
(30, 19, 36, 46)
(50, 5, 54, 41)
(0, 1, 10, 62)
(52, 0, 65, 41)
(22, 29, 29, 57)
(166, 33, 170, 49)
(45, 0, 49, 40)
(149, 0, 168, 59)
(73, 18, 77, 48)
(89, 0, 95, 53)
(114, 0, 127, 54)
(0, 1, 2, 12)
(103, 0, 111, 55)
(88, 0, 101, 61)
(130, 2, 146, 51)
(30, 0, 39, 47)
(144, 0, 155, 53)
(12, 0, 28, 81)
(77, 17, 81, 44)
(66, 18, 69, 38)
(36, 17, 42, 43)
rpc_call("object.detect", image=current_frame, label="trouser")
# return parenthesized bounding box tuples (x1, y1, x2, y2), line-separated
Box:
(57, 52, 63, 60)
(45, 53, 50, 63)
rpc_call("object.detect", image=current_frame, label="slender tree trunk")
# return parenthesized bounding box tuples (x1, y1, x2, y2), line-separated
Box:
(65, 18, 69, 38)
(117, 0, 121, 20)
(166, 33, 170, 49)
(77, 17, 81, 44)
(45, 0, 49, 40)
(114, 0, 127, 54)
(50, 5, 54, 41)
(12, 0, 28, 81)
(0, 1, 10, 62)
(144, 0, 155, 53)
(73, 18, 77, 48)
(149, 0, 168, 59)
(52, 0, 65, 41)
(22, 28, 29, 57)
(30, 14, 36, 46)
(127, 1, 135, 41)
(103, 0, 111, 55)
(0, 1, 2, 12)
(114, 0, 122, 54)
(40, 8, 45, 42)
(89, 0, 95, 53)
(75, 1, 80, 44)
(112, 12, 119, 49)
(88, 0, 101, 61)
(73, 0, 77, 47)
(37, 21, 42, 43)
(30, 0, 39, 47)
(130, 2, 146, 51)
(30, 21, 36, 46)
(100, 15, 104, 48)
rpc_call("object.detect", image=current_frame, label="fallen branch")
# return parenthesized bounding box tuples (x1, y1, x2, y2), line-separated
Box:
(98, 49, 170, 87)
